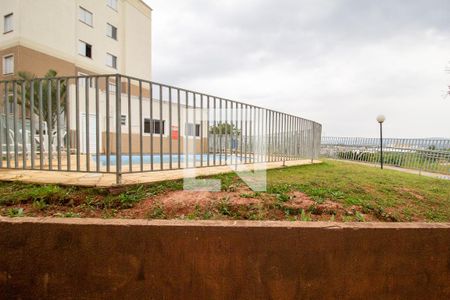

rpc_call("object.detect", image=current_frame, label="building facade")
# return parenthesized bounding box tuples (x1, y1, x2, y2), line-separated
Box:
(0, 0, 152, 80)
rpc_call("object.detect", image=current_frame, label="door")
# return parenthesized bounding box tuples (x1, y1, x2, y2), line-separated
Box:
(81, 113, 99, 154)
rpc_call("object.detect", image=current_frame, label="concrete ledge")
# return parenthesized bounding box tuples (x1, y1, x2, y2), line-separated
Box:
(1, 218, 450, 299)
(0, 159, 321, 187)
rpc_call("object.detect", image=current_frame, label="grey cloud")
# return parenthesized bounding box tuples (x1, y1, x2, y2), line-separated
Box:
(145, 0, 450, 137)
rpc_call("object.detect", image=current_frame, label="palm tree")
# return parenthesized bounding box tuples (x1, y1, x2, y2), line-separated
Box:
(14, 69, 67, 130)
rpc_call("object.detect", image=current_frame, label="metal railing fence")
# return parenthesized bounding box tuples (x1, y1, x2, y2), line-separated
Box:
(0, 74, 322, 183)
(321, 137, 450, 175)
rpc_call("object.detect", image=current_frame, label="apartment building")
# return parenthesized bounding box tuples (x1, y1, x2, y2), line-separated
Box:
(0, 0, 152, 80)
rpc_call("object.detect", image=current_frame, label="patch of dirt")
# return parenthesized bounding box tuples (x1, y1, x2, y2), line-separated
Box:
(0, 184, 427, 222)
(396, 188, 425, 200)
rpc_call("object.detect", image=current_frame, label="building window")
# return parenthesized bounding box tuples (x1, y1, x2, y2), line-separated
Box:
(107, 0, 118, 11)
(106, 53, 117, 69)
(144, 119, 165, 135)
(2, 55, 14, 75)
(78, 41, 92, 58)
(186, 123, 201, 137)
(79, 7, 93, 27)
(121, 115, 127, 126)
(4, 13, 13, 33)
(106, 23, 117, 40)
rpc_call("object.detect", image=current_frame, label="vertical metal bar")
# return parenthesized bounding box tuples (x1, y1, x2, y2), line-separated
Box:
(5, 82, 10, 168)
(85, 77, 89, 172)
(115, 74, 122, 184)
(56, 80, 61, 170)
(219, 98, 222, 165)
(95, 77, 100, 172)
(13, 81, 18, 168)
(185, 91, 189, 168)
(30, 81, 35, 169)
(267, 110, 271, 162)
(224, 99, 228, 165)
(139, 80, 143, 172)
(37, 81, 43, 169)
(244, 104, 248, 164)
(240, 103, 243, 164)
(76, 77, 80, 171)
(193, 93, 197, 168)
(159, 85, 163, 171)
(200, 94, 204, 167)
(47, 80, 52, 170)
(127, 78, 132, 172)
(168, 87, 172, 169)
(213, 97, 216, 166)
(207, 95, 210, 167)
(177, 89, 181, 169)
(150, 83, 154, 171)
(65, 79, 70, 171)
(230, 101, 233, 166)
(106, 77, 111, 173)
(21, 81, 27, 169)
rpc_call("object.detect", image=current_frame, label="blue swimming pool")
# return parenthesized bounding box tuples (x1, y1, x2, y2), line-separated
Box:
(93, 154, 245, 166)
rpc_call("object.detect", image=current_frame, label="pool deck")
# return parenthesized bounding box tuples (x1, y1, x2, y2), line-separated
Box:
(0, 159, 320, 187)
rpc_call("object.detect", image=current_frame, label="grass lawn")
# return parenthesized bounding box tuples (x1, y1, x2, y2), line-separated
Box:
(0, 160, 449, 222)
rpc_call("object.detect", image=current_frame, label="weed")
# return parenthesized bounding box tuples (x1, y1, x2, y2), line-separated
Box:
(147, 202, 166, 219)
(355, 211, 365, 222)
(32, 199, 47, 211)
(7, 207, 24, 217)
(217, 197, 233, 217)
(300, 209, 312, 222)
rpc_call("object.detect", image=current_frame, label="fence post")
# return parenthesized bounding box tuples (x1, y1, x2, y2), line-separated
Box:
(311, 123, 315, 163)
(115, 74, 122, 184)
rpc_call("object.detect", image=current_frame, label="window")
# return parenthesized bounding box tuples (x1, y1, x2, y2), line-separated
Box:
(106, 53, 117, 69)
(121, 115, 127, 126)
(78, 41, 92, 58)
(107, 0, 118, 11)
(185, 123, 201, 137)
(106, 23, 117, 40)
(79, 7, 93, 27)
(2, 55, 14, 75)
(4, 13, 13, 33)
(144, 119, 165, 135)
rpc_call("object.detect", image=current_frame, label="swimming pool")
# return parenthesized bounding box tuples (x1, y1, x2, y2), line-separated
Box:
(93, 154, 246, 166)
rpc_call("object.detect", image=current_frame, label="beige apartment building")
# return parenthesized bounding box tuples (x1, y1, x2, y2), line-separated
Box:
(0, 1, 210, 158)
(0, 0, 152, 80)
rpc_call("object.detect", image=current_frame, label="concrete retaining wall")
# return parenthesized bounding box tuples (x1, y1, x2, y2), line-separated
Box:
(0, 218, 449, 299)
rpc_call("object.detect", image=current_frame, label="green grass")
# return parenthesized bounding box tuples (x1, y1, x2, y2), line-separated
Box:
(265, 160, 450, 221)
(0, 160, 449, 222)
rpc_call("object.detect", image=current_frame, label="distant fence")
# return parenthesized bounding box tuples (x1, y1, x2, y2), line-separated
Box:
(321, 137, 450, 175)
(0, 74, 322, 183)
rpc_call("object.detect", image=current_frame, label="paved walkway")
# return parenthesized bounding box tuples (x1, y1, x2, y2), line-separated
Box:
(331, 159, 450, 180)
(0, 159, 320, 187)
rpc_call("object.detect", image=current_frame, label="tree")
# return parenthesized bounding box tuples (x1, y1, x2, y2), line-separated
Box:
(14, 69, 67, 130)
(209, 122, 241, 135)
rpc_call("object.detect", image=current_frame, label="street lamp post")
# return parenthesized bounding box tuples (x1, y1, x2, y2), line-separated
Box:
(376, 115, 386, 169)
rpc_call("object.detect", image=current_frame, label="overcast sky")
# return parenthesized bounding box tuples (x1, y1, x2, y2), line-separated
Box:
(144, 0, 450, 138)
